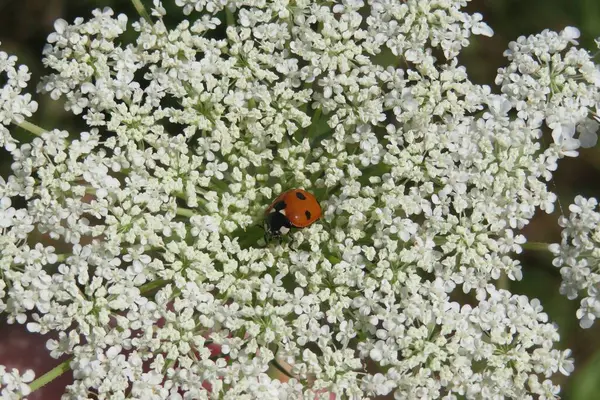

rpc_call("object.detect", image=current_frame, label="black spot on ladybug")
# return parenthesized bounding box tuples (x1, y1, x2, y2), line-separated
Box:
(305, 210, 311, 220)
(273, 200, 286, 211)
(295, 192, 307, 200)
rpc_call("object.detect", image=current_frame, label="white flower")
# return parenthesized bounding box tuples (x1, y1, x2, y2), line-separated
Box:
(0, 197, 15, 228)
(0, 49, 38, 151)
(561, 26, 581, 42)
(551, 196, 600, 328)
(497, 27, 600, 155)
(0, 366, 35, 399)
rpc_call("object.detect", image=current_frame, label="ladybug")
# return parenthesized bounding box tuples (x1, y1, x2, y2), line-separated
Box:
(264, 188, 322, 240)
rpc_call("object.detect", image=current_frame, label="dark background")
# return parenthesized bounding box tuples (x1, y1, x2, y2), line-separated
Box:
(1, 0, 600, 398)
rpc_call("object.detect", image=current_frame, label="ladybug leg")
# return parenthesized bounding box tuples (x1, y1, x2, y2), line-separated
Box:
(256, 222, 266, 234)
(262, 213, 276, 244)
(263, 227, 272, 244)
(258, 222, 271, 246)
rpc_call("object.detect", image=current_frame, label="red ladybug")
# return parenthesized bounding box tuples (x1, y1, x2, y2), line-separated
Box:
(264, 188, 322, 239)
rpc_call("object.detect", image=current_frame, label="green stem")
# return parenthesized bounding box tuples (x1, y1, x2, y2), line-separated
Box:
(497, 272, 509, 290)
(176, 207, 195, 218)
(130, 0, 152, 23)
(226, 8, 235, 26)
(139, 278, 170, 295)
(522, 242, 551, 252)
(16, 120, 46, 137)
(306, 107, 322, 138)
(28, 357, 72, 392)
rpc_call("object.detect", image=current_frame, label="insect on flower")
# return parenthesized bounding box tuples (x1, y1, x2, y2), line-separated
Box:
(264, 188, 322, 240)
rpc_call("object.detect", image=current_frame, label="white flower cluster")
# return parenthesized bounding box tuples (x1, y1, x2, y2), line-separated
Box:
(0, 0, 595, 398)
(496, 27, 600, 156)
(550, 196, 600, 329)
(0, 44, 38, 151)
(0, 366, 35, 400)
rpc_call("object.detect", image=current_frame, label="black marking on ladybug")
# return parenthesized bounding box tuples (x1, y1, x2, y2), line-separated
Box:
(274, 200, 286, 212)
(305, 210, 312, 220)
(295, 191, 307, 200)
